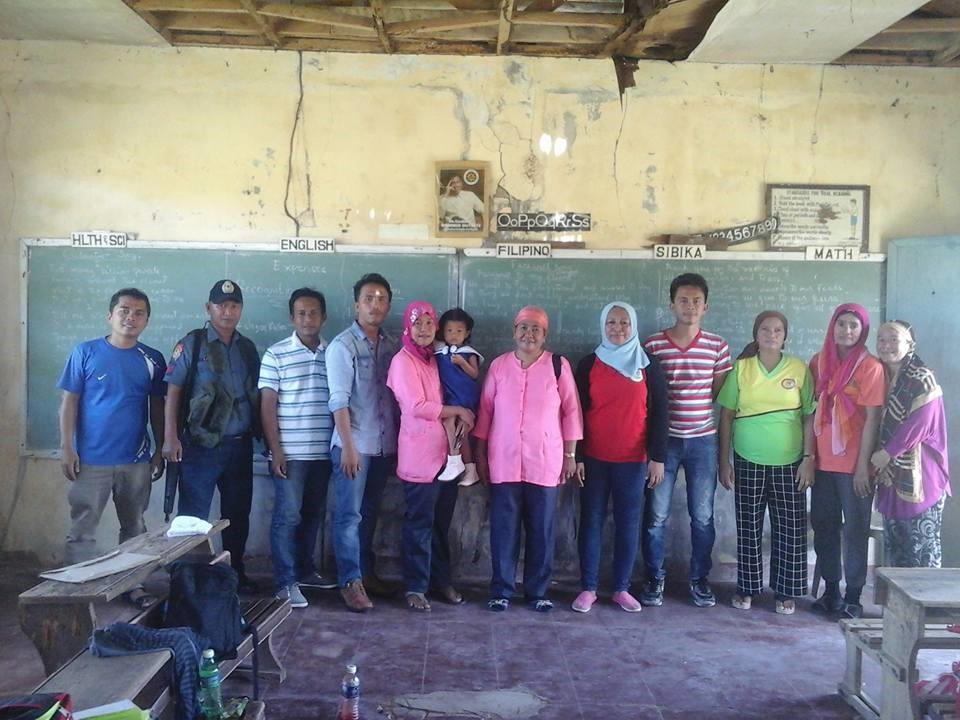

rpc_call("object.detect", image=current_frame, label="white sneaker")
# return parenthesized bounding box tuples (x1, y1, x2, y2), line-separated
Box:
(276, 583, 308, 609)
(438, 454, 465, 481)
(459, 463, 479, 487)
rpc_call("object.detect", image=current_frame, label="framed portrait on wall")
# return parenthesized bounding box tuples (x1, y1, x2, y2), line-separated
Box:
(436, 161, 490, 238)
(766, 184, 870, 251)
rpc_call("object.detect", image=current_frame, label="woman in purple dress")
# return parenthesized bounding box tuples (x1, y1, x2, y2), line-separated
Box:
(870, 320, 951, 567)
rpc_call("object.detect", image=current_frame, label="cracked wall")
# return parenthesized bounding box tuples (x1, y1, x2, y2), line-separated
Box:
(1, 39, 959, 563)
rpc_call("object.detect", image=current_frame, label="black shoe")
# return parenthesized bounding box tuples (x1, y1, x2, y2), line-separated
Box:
(841, 602, 864, 619)
(236, 572, 261, 594)
(527, 598, 554, 613)
(689, 578, 716, 608)
(811, 592, 844, 614)
(639, 578, 665, 607)
(487, 598, 510, 612)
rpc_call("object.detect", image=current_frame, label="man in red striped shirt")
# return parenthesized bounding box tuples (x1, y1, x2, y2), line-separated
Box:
(640, 273, 732, 608)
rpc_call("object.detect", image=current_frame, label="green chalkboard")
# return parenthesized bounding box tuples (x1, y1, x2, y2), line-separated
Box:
(25, 244, 457, 452)
(26, 244, 885, 454)
(459, 255, 885, 368)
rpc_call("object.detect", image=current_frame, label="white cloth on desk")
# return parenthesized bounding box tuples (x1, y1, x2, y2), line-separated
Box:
(166, 515, 213, 537)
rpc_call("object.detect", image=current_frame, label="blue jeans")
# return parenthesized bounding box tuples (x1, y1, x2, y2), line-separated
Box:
(270, 459, 332, 592)
(579, 457, 647, 592)
(331, 447, 394, 586)
(489, 482, 558, 601)
(642, 434, 718, 581)
(402, 479, 459, 594)
(178, 436, 253, 574)
(810, 469, 874, 593)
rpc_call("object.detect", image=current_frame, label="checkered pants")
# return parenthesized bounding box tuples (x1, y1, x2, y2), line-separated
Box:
(733, 454, 808, 598)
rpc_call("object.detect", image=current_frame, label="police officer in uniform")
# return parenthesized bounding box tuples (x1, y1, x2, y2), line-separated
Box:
(163, 279, 261, 591)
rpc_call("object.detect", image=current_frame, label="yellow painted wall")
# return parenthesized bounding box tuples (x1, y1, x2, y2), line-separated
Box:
(1, 39, 958, 559)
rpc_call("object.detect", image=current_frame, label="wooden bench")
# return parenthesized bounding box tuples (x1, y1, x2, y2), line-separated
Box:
(34, 596, 290, 718)
(838, 617, 960, 720)
(19, 520, 229, 675)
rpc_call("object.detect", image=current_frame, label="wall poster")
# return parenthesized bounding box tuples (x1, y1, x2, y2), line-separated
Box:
(436, 161, 490, 238)
(766, 184, 869, 251)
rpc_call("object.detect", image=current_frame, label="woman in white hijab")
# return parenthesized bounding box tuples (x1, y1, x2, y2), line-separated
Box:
(571, 302, 668, 613)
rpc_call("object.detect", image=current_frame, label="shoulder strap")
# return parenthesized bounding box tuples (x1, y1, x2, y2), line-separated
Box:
(552, 352, 563, 380)
(177, 329, 205, 436)
(236, 335, 261, 377)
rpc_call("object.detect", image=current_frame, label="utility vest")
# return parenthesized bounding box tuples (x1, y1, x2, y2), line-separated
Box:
(179, 329, 261, 448)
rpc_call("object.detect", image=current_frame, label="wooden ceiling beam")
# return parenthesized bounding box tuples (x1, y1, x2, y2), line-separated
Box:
(444, 0, 495, 10)
(161, 12, 260, 33)
(497, 0, 517, 53)
(237, 0, 281, 47)
(133, 0, 241, 11)
(833, 51, 932, 65)
(169, 31, 271, 46)
(390, 12, 499, 35)
(260, 3, 377, 31)
(601, 0, 666, 57)
(885, 17, 960, 33)
(521, 0, 567, 13)
(512, 11, 623, 28)
(277, 20, 378, 38)
(283, 37, 392, 52)
(370, 0, 397, 52)
(259, 3, 377, 32)
(933, 38, 960, 64)
(122, 0, 175, 43)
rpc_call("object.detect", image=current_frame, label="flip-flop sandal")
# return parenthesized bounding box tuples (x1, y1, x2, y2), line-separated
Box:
(123, 588, 159, 611)
(431, 586, 464, 605)
(405, 592, 431, 612)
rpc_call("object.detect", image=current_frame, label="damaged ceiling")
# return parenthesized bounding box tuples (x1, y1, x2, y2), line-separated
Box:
(2, 0, 960, 66)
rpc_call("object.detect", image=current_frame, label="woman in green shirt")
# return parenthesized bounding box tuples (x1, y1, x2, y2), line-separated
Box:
(718, 311, 816, 615)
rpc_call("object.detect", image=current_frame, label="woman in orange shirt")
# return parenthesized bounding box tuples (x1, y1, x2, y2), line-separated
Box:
(809, 303, 885, 619)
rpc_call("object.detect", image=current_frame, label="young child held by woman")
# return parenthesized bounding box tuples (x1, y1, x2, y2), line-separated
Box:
(435, 308, 483, 485)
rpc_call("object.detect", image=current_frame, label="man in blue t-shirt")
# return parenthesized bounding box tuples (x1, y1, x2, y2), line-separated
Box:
(57, 287, 166, 607)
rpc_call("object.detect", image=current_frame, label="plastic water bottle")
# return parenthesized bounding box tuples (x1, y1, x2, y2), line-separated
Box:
(198, 648, 225, 719)
(337, 663, 360, 720)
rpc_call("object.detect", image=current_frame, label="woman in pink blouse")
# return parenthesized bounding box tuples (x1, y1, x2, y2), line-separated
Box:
(387, 301, 475, 612)
(474, 306, 583, 612)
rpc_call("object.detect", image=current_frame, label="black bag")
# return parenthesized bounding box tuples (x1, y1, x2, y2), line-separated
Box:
(165, 561, 244, 660)
(0, 693, 71, 720)
(165, 561, 261, 699)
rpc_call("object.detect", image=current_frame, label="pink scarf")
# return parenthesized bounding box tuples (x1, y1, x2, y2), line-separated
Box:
(814, 303, 871, 455)
(401, 301, 437, 364)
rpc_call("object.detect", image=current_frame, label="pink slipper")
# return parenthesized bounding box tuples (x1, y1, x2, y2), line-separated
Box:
(571, 590, 597, 613)
(612, 590, 642, 613)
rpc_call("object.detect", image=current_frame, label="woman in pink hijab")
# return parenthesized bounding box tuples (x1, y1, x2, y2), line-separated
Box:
(808, 303, 885, 618)
(387, 301, 475, 612)
(474, 306, 583, 612)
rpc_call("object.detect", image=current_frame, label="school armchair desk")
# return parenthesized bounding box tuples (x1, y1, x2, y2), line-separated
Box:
(18, 519, 229, 675)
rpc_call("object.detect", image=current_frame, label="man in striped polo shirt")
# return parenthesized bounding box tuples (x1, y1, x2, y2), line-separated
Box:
(640, 273, 732, 608)
(260, 288, 336, 608)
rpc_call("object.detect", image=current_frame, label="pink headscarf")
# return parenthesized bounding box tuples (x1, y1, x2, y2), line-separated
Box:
(401, 301, 438, 364)
(814, 303, 871, 454)
(514, 305, 549, 332)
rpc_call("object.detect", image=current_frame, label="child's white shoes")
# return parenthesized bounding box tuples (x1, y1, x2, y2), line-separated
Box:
(458, 463, 479, 487)
(438, 454, 466, 481)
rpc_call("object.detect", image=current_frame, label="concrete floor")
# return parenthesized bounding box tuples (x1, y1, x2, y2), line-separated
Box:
(0, 554, 952, 720)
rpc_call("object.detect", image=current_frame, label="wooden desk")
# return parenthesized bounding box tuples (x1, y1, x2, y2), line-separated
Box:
(19, 519, 229, 674)
(874, 567, 960, 720)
